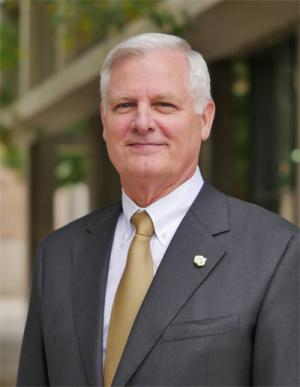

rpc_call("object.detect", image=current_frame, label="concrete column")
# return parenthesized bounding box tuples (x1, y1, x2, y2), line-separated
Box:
(88, 115, 120, 211)
(19, 0, 55, 95)
(18, 0, 31, 95)
(54, 0, 67, 71)
(210, 60, 234, 195)
(29, 137, 55, 270)
(250, 51, 281, 213)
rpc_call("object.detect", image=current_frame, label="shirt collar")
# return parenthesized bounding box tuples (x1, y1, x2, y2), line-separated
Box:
(122, 167, 204, 245)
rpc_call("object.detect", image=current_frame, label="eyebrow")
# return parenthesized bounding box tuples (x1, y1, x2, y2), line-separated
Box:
(151, 94, 182, 104)
(109, 94, 182, 105)
(109, 96, 134, 103)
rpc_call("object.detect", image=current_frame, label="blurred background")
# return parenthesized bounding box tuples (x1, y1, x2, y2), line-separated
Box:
(0, 0, 299, 385)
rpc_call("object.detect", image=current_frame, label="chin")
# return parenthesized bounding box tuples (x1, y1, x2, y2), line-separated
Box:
(125, 158, 163, 176)
(130, 169, 160, 178)
(125, 164, 165, 179)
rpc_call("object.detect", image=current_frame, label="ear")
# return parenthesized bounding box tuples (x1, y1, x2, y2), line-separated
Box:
(200, 100, 215, 141)
(100, 103, 107, 142)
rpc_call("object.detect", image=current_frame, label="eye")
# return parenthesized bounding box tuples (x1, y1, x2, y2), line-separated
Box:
(114, 102, 135, 112)
(154, 102, 177, 112)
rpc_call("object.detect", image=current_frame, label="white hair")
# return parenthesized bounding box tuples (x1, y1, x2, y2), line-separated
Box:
(100, 32, 212, 114)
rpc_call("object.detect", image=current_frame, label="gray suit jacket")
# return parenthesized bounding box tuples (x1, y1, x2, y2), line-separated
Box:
(17, 183, 299, 386)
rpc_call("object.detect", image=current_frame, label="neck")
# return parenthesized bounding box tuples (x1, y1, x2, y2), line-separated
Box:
(121, 167, 197, 207)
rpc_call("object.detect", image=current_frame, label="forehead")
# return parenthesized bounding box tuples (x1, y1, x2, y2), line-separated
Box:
(106, 49, 190, 98)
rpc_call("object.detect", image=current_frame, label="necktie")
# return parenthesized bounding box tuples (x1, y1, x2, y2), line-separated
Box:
(104, 211, 154, 387)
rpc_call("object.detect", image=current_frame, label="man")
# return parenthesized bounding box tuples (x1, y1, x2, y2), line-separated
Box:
(18, 33, 299, 386)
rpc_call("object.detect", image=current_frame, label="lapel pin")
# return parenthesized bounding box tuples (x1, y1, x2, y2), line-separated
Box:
(193, 255, 207, 267)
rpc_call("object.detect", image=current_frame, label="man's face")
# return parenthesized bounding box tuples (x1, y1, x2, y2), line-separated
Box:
(101, 50, 214, 187)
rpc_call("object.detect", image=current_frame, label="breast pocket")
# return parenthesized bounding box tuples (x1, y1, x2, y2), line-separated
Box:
(162, 314, 240, 343)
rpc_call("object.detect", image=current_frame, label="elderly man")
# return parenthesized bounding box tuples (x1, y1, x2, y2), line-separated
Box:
(18, 33, 299, 386)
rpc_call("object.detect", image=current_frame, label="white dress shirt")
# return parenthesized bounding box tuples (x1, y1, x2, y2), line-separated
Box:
(102, 167, 204, 358)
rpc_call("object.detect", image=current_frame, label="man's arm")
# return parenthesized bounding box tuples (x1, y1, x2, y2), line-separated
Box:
(17, 243, 49, 386)
(252, 230, 299, 385)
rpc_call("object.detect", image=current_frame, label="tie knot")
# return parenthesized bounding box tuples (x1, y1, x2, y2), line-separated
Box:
(131, 211, 154, 237)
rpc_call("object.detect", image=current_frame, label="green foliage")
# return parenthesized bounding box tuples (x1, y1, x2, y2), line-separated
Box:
(54, 119, 88, 187)
(0, 0, 19, 106)
(55, 150, 87, 187)
(146, 7, 189, 36)
(0, 126, 24, 171)
(48, 0, 188, 58)
(1, 142, 24, 169)
(48, 0, 162, 57)
(0, 16, 18, 71)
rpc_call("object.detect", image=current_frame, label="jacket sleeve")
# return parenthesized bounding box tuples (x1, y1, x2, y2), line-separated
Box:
(252, 230, 299, 386)
(17, 242, 49, 386)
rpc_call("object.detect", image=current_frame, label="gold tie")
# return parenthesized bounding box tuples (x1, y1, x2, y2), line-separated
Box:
(104, 211, 154, 387)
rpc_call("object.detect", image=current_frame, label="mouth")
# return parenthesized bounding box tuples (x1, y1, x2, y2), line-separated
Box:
(127, 143, 167, 152)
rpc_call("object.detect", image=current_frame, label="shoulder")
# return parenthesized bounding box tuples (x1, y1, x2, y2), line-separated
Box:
(226, 194, 298, 237)
(199, 182, 299, 245)
(222, 190, 299, 263)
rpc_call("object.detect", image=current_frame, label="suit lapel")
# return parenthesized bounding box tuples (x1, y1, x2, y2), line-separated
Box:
(113, 183, 229, 386)
(72, 203, 121, 386)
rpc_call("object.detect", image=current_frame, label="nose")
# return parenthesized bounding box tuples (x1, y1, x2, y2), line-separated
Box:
(133, 104, 153, 133)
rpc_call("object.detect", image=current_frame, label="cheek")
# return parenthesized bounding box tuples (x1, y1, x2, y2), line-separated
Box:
(158, 114, 199, 139)
(171, 122, 202, 153)
(104, 117, 129, 143)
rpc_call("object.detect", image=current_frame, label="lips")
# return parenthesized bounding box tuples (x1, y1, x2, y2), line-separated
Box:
(127, 142, 167, 152)
(129, 143, 164, 146)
